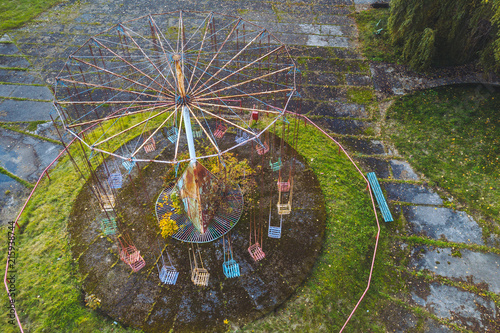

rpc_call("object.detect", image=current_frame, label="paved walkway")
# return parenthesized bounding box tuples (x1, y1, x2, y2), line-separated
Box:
(1, 0, 498, 332)
(0, 34, 63, 225)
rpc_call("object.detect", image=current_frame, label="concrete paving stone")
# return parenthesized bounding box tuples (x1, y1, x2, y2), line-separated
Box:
(311, 5, 351, 16)
(301, 85, 341, 100)
(315, 118, 372, 135)
(315, 0, 353, 6)
(410, 246, 500, 293)
(0, 127, 62, 183)
(345, 73, 372, 86)
(0, 99, 55, 121)
(390, 160, 419, 180)
(0, 55, 30, 68)
(0, 173, 30, 225)
(314, 14, 356, 26)
(424, 319, 456, 333)
(403, 206, 484, 245)
(341, 137, 385, 155)
(0, 85, 17, 97)
(357, 157, 390, 178)
(0, 69, 43, 84)
(0, 43, 20, 55)
(289, 46, 361, 59)
(277, 23, 355, 37)
(0, 84, 53, 100)
(305, 71, 343, 86)
(384, 182, 443, 205)
(306, 58, 366, 73)
(305, 35, 351, 48)
(0, 34, 12, 42)
(411, 282, 496, 331)
(311, 101, 368, 118)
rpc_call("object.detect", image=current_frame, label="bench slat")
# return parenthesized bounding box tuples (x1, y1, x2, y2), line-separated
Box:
(367, 172, 393, 222)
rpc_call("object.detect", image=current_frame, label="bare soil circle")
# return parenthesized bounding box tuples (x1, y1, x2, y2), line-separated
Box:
(68, 130, 326, 332)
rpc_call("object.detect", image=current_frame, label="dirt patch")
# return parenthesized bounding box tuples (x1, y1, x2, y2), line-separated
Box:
(68, 131, 326, 332)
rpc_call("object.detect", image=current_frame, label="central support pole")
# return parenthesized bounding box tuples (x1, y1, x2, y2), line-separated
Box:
(182, 105, 196, 163)
(173, 53, 196, 163)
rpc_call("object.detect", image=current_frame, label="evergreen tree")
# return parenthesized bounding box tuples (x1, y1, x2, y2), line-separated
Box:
(388, 0, 496, 71)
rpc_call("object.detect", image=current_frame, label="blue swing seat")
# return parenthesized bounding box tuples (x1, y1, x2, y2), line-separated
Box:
(223, 259, 240, 278)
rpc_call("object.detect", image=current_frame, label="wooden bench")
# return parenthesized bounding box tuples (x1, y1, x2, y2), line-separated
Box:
(366, 172, 393, 222)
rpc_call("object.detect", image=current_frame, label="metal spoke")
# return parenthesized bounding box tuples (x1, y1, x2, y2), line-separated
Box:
(195, 46, 286, 96)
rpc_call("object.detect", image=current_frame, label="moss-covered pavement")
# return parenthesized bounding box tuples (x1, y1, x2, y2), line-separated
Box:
(1, 0, 498, 332)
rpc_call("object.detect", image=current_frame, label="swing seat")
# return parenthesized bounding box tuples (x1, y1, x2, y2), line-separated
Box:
(192, 125, 203, 138)
(191, 267, 210, 286)
(248, 243, 265, 262)
(223, 259, 240, 278)
(277, 202, 292, 215)
(256, 142, 269, 155)
(235, 131, 250, 144)
(129, 258, 146, 272)
(277, 180, 290, 192)
(100, 218, 117, 235)
(122, 159, 136, 173)
(269, 158, 282, 171)
(167, 126, 178, 143)
(99, 193, 115, 211)
(143, 137, 156, 153)
(108, 172, 123, 189)
(120, 246, 145, 272)
(251, 110, 259, 121)
(213, 123, 227, 139)
(159, 265, 179, 285)
(268, 226, 282, 239)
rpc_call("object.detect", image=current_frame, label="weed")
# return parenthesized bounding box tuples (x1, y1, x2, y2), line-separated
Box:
(352, 8, 400, 63)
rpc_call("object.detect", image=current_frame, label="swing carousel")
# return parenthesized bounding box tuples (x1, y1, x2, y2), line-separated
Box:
(60, 10, 326, 332)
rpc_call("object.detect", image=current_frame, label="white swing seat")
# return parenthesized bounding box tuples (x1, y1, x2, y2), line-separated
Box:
(277, 202, 291, 215)
(191, 267, 210, 286)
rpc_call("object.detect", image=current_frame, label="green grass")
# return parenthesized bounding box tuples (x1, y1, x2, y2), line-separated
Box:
(346, 87, 375, 105)
(0, 0, 64, 33)
(0, 123, 61, 145)
(0, 166, 33, 188)
(384, 85, 500, 227)
(353, 8, 399, 63)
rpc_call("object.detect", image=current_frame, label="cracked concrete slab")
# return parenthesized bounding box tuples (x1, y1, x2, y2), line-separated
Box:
(0, 173, 30, 225)
(0, 69, 43, 84)
(390, 160, 419, 180)
(410, 246, 500, 293)
(0, 84, 53, 100)
(384, 182, 442, 204)
(403, 206, 484, 245)
(0, 99, 54, 121)
(411, 282, 497, 332)
(0, 127, 61, 183)
(0, 55, 30, 68)
(0, 43, 21, 55)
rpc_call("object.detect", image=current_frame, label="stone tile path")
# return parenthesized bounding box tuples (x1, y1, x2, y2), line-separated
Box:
(0, 34, 62, 225)
(1, 0, 498, 332)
